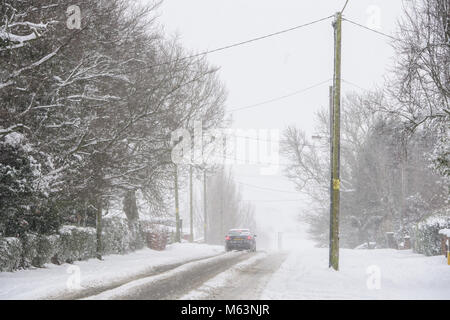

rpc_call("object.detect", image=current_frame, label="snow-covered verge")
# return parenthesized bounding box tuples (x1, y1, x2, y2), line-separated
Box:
(261, 236, 450, 300)
(179, 252, 268, 300)
(0, 243, 223, 300)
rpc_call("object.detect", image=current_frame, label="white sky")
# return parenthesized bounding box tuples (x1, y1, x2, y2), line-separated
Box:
(147, 0, 405, 244)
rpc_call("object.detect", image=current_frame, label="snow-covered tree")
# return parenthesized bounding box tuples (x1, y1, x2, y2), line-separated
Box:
(0, 1, 228, 247)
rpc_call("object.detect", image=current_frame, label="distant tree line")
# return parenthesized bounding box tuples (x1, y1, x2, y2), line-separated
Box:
(202, 168, 256, 244)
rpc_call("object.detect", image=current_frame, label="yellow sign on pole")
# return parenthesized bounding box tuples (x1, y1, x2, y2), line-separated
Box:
(447, 239, 449, 265)
(333, 179, 340, 190)
(447, 238, 449, 265)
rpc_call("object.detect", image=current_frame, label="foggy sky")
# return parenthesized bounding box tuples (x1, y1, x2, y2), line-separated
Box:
(149, 0, 404, 243)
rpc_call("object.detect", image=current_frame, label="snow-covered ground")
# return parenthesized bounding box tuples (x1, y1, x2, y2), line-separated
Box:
(261, 233, 450, 300)
(1, 231, 448, 300)
(0, 243, 223, 300)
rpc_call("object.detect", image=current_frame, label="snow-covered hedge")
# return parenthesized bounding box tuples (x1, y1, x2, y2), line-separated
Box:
(21, 233, 40, 268)
(0, 237, 22, 272)
(0, 216, 149, 271)
(35, 234, 61, 267)
(58, 226, 97, 263)
(102, 217, 145, 255)
(411, 208, 450, 256)
(141, 222, 171, 250)
(21, 233, 64, 267)
(102, 217, 131, 255)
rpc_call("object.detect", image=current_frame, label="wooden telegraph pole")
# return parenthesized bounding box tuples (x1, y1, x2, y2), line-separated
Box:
(174, 164, 181, 242)
(96, 198, 102, 260)
(189, 164, 194, 242)
(330, 11, 342, 271)
(203, 169, 208, 243)
(328, 85, 334, 268)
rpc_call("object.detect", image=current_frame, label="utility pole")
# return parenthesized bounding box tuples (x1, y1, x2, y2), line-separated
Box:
(328, 85, 334, 268)
(330, 11, 342, 271)
(219, 168, 227, 240)
(400, 136, 408, 235)
(220, 170, 224, 238)
(174, 164, 181, 242)
(277, 232, 283, 251)
(189, 164, 194, 242)
(203, 169, 208, 243)
(96, 198, 102, 260)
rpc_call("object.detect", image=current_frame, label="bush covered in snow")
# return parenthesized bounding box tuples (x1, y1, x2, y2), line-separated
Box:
(34, 234, 61, 267)
(141, 222, 170, 250)
(58, 225, 97, 263)
(21, 233, 40, 268)
(0, 234, 62, 270)
(129, 221, 146, 251)
(102, 217, 144, 255)
(411, 207, 450, 256)
(0, 237, 22, 272)
(0, 215, 151, 271)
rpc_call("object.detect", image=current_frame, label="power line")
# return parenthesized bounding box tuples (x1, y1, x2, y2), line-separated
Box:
(234, 173, 290, 178)
(227, 79, 332, 113)
(341, 0, 350, 14)
(211, 153, 291, 166)
(241, 199, 303, 203)
(148, 15, 334, 69)
(236, 180, 299, 194)
(226, 133, 281, 143)
(342, 17, 398, 40)
(342, 78, 369, 91)
(227, 132, 329, 149)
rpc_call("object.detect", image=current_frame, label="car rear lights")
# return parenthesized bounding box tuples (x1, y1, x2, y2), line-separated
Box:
(225, 236, 230, 240)
(247, 236, 252, 240)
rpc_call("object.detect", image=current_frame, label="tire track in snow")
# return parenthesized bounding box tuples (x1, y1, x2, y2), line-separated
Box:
(82, 250, 255, 300)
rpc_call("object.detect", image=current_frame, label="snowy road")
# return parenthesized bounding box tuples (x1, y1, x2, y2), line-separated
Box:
(180, 252, 288, 300)
(84, 250, 258, 299)
(83, 250, 288, 300)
